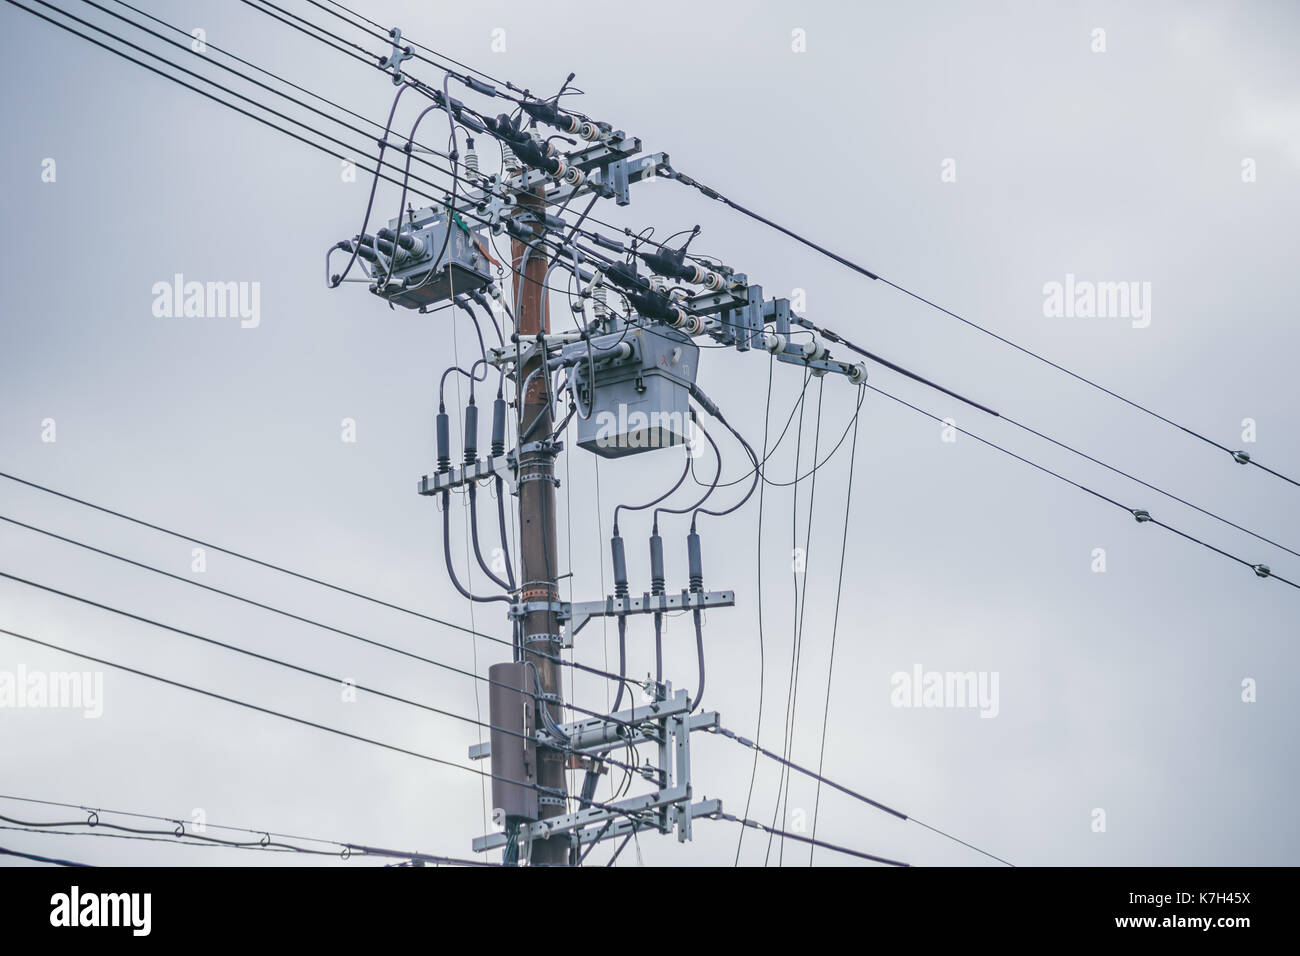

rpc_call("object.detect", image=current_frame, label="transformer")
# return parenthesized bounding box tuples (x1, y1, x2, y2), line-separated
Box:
(566, 324, 699, 459)
(348, 209, 494, 310)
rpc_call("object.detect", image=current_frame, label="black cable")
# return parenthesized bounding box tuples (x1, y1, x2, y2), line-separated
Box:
(691, 390, 762, 523)
(495, 477, 517, 590)
(107, 0, 445, 154)
(239, 0, 379, 69)
(0, 627, 645, 813)
(753, 385, 863, 489)
(0, 844, 90, 866)
(2, 0, 464, 243)
(810, 399, 862, 863)
(863, 385, 1300, 591)
(773, 377, 825, 866)
(767, 370, 812, 865)
(467, 485, 512, 591)
(812, 322, 1300, 561)
(0, 570, 536, 748)
(690, 609, 705, 712)
(0, 626, 519, 788)
(0, 812, 337, 855)
(20, 0, 458, 212)
(315, 0, 514, 92)
(735, 356, 775, 865)
(0, 511, 631, 700)
(0, 470, 508, 640)
(0, 792, 476, 864)
(612, 446, 692, 531)
(713, 812, 906, 867)
(677, 172, 1300, 489)
(651, 417, 720, 526)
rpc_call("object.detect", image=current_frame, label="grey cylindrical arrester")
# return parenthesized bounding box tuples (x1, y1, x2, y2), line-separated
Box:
(491, 396, 507, 456)
(649, 532, 665, 595)
(436, 411, 450, 473)
(464, 402, 478, 463)
(687, 530, 703, 592)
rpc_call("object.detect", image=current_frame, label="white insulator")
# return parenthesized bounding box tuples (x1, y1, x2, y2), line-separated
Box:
(593, 286, 609, 321)
(687, 264, 724, 290)
(551, 157, 569, 181)
(401, 233, 427, 258)
(562, 164, 585, 186)
(501, 144, 520, 175)
(464, 146, 479, 176)
(650, 276, 667, 293)
(673, 312, 703, 335)
(847, 362, 867, 384)
(563, 114, 583, 135)
(802, 336, 827, 361)
(579, 121, 600, 141)
(763, 331, 787, 353)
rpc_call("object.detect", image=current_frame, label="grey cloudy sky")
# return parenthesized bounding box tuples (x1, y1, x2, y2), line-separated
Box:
(1, 0, 1297, 867)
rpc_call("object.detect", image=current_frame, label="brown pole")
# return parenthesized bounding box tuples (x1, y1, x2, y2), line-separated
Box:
(511, 184, 568, 865)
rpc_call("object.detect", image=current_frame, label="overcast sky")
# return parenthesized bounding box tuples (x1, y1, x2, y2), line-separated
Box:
(2, 0, 1298, 867)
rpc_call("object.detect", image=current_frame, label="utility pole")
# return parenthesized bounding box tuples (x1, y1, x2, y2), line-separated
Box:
(511, 182, 568, 866)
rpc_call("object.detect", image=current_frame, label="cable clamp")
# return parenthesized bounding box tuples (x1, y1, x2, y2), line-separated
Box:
(1253, 564, 1271, 578)
(517, 471, 560, 487)
(1232, 450, 1252, 465)
(522, 631, 563, 645)
(378, 28, 414, 86)
(1131, 509, 1152, 523)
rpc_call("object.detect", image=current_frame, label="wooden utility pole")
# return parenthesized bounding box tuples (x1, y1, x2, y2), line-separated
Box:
(511, 185, 568, 865)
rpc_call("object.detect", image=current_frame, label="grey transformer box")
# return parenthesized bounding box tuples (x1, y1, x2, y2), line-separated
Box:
(349, 208, 495, 310)
(564, 324, 699, 459)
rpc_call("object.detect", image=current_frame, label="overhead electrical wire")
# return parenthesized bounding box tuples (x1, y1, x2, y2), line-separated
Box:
(810, 401, 862, 864)
(0, 844, 91, 866)
(862, 385, 1299, 590)
(283, 0, 1300, 515)
(14, 0, 1285, 869)
(735, 357, 776, 864)
(711, 725, 1014, 867)
(0, 627, 650, 827)
(0, 509, 637, 707)
(0, 792, 485, 865)
(673, 173, 1299, 489)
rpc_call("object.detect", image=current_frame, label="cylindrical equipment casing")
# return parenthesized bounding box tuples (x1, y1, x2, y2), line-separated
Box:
(487, 661, 538, 821)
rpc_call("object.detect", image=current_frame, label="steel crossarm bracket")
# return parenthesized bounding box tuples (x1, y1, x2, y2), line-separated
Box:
(574, 798, 723, 851)
(468, 703, 718, 762)
(417, 453, 517, 496)
(567, 589, 735, 636)
(472, 786, 690, 853)
(773, 349, 866, 381)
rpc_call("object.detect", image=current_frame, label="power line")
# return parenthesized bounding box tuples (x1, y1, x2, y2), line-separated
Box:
(713, 812, 907, 867)
(674, 173, 1299, 489)
(711, 726, 1015, 866)
(290, 0, 1300, 508)
(863, 385, 1300, 591)
(0, 626, 538, 792)
(813, 325, 1300, 562)
(810, 392, 863, 863)
(0, 844, 91, 866)
(0, 624, 656, 840)
(20, 0, 461, 201)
